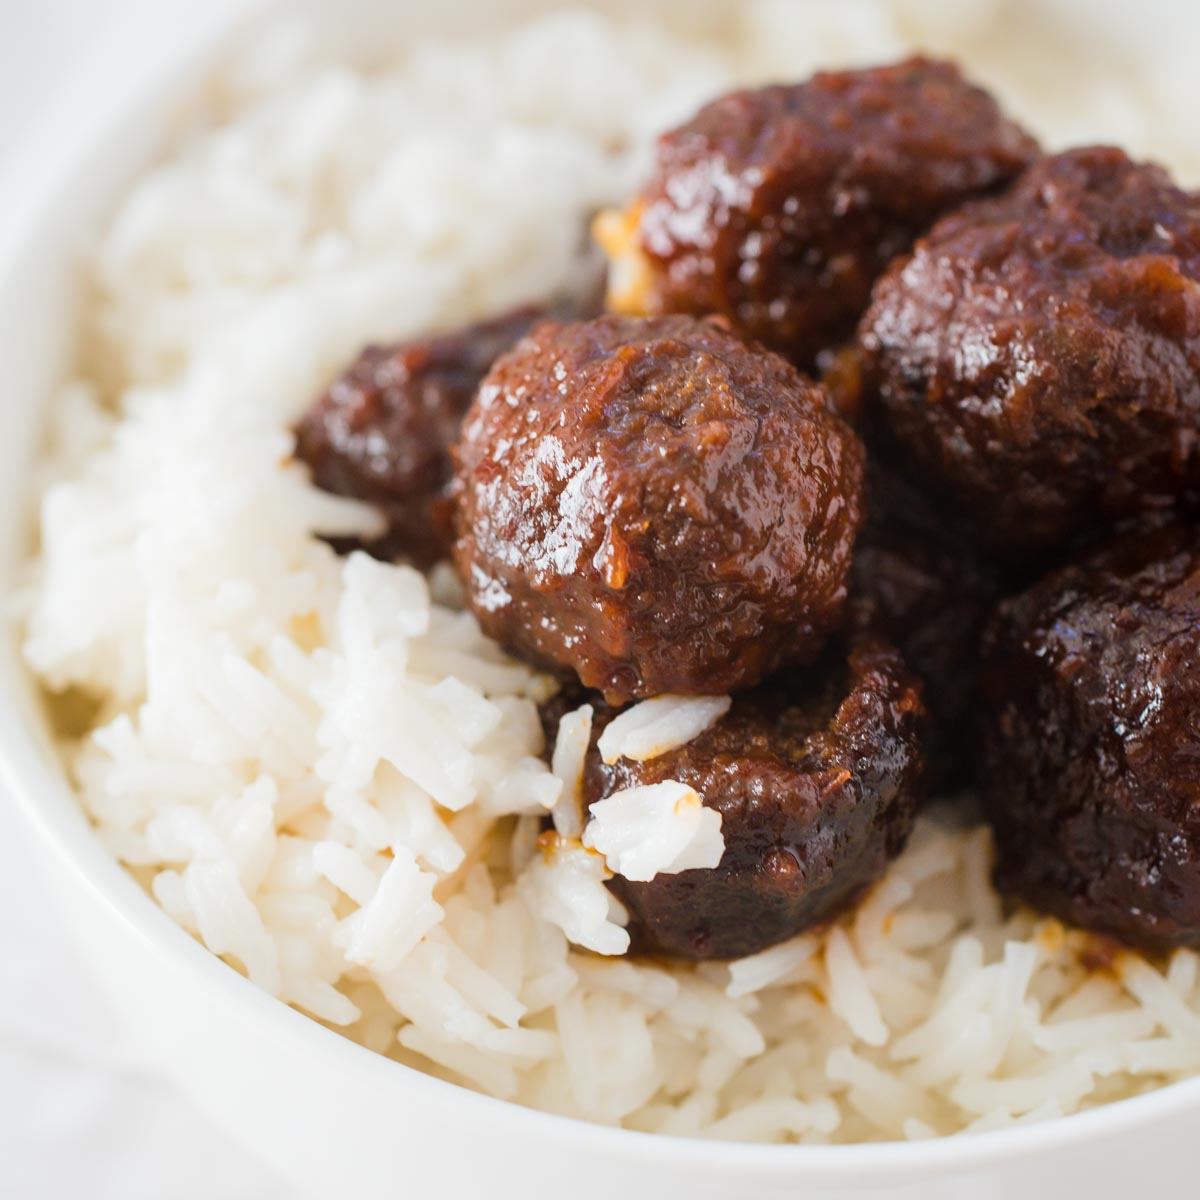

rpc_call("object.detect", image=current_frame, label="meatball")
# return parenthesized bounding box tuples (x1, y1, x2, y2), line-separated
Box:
(577, 638, 926, 960)
(849, 464, 1007, 789)
(979, 522, 1200, 950)
(860, 147, 1200, 560)
(452, 314, 865, 704)
(596, 57, 1038, 369)
(293, 308, 544, 565)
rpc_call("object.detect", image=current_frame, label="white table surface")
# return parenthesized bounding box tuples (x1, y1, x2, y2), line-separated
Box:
(0, 2, 292, 1196)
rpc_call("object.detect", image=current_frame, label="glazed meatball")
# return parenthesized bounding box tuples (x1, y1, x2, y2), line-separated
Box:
(575, 639, 926, 960)
(849, 464, 1007, 789)
(980, 522, 1200, 950)
(452, 314, 865, 704)
(596, 57, 1038, 369)
(860, 147, 1200, 560)
(294, 308, 544, 565)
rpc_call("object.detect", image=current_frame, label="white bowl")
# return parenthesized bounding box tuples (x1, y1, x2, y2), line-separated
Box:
(2, 2, 1198, 1196)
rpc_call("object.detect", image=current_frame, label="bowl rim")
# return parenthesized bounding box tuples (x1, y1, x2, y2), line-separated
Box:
(5, 0, 1200, 1179)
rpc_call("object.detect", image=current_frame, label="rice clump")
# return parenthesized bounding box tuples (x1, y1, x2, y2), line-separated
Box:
(18, 1, 1200, 1143)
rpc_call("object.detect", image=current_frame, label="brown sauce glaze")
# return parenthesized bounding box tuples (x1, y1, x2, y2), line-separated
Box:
(860, 147, 1200, 560)
(571, 638, 927, 959)
(980, 522, 1200, 950)
(294, 307, 551, 566)
(605, 57, 1037, 369)
(848, 462, 1010, 789)
(453, 314, 865, 704)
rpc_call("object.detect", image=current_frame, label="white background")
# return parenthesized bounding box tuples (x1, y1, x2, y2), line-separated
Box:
(0, 1, 291, 1196)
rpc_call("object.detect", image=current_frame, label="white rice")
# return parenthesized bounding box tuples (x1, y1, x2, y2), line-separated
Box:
(583, 781, 725, 882)
(596, 695, 731, 765)
(18, 1, 1200, 1144)
(549, 704, 592, 839)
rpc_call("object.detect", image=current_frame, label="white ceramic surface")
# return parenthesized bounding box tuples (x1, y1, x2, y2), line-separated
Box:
(2, 3, 1198, 1197)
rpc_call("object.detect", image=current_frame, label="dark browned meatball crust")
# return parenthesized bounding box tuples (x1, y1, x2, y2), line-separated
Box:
(849, 463, 1009, 789)
(293, 308, 543, 565)
(613, 57, 1037, 369)
(575, 639, 926, 960)
(453, 314, 865, 705)
(980, 522, 1200, 950)
(860, 147, 1200, 560)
